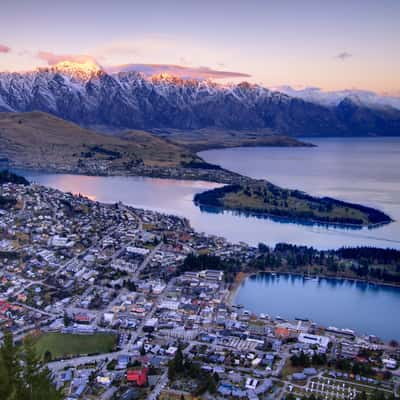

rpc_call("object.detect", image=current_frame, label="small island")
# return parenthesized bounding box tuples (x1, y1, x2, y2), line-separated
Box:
(194, 180, 392, 228)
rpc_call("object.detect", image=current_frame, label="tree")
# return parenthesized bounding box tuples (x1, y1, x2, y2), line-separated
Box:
(168, 346, 184, 381)
(0, 331, 62, 400)
(19, 335, 63, 400)
(63, 312, 71, 327)
(355, 392, 368, 400)
(0, 329, 21, 399)
(43, 350, 52, 363)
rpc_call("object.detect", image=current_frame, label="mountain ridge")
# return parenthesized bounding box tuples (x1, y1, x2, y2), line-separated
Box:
(1, 61, 400, 136)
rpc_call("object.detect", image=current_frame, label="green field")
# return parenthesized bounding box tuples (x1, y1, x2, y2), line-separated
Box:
(34, 332, 117, 360)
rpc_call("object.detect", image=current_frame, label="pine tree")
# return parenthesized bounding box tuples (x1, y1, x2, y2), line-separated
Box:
(19, 335, 62, 400)
(0, 329, 21, 399)
(0, 331, 62, 400)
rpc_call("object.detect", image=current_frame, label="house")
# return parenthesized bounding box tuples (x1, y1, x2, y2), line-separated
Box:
(143, 318, 158, 333)
(117, 355, 130, 370)
(127, 368, 148, 386)
(382, 358, 397, 369)
(245, 378, 258, 390)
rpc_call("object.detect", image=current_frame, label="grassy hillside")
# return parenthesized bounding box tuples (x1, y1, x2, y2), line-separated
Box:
(117, 129, 199, 166)
(152, 128, 314, 152)
(0, 112, 199, 172)
(194, 181, 392, 227)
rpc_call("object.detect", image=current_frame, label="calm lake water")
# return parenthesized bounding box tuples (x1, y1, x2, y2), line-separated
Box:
(200, 137, 400, 249)
(234, 273, 400, 340)
(19, 137, 400, 250)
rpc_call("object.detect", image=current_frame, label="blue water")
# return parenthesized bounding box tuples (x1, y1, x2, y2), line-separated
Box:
(234, 273, 400, 340)
(200, 137, 400, 249)
(15, 137, 400, 339)
(17, 138, 400, 249)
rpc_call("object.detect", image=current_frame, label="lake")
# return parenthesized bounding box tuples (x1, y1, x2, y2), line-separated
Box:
(234, 273, 400, 340)
(200, 137, 400, 249)
(16, 137, 400, 340)
(20, 137, 400, 250)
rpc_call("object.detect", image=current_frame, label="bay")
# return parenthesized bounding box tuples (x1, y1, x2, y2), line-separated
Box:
(234, 273, 400, 340)
(18, 137, 400, 249)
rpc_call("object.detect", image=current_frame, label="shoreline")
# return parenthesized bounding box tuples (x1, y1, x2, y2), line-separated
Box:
(6, 137, 393, 232)
(226, 271, 251, 306)
(227, 270, 400, 341)
(195, 201, 392, 230)
(230, 270, 400, 298)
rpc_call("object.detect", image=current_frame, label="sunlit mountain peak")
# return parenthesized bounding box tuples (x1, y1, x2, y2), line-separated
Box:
(42, 60, 102, 81)
(151, 72, 185, 84)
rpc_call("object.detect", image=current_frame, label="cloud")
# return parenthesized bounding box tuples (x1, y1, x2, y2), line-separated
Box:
(37, 51, 99, 65)
(106, 63, 251, 80)
(274, 85, 400, 110)
(0, 44, 11, 53)
(335, 51, 352, 61)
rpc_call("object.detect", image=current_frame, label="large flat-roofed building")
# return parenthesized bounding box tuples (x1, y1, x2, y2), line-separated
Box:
(298, 332, 330, 350)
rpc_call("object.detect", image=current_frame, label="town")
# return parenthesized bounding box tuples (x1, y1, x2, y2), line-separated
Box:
(1, 178, 399, 400)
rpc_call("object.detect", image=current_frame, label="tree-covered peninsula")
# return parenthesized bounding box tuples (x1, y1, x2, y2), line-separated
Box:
(194, 180, 392, 228)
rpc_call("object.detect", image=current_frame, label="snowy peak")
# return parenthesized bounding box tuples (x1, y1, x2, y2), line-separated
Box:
(0, 65, 399, 135)
(39, 60, 102, 81)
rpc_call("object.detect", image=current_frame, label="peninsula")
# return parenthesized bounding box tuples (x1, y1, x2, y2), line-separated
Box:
(194, 181, 392, 227)
(0, 111, 393, 228)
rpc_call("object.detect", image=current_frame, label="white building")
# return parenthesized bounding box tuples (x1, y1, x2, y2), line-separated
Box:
(298, 333, 330, 350)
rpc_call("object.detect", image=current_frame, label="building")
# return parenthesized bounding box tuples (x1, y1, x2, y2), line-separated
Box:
(382, 358, 397, 369)
(143, 318, 158, 333)
(127, 368, 148, 386)
(298, 333, 330, 350)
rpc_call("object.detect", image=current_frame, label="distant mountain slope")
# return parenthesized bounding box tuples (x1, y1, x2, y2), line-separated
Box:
(0, 111, 199, 172)
(151, 128, 314, 152)
(1, 61, 399, 136)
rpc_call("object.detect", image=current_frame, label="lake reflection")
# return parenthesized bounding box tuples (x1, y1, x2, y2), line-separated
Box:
(16, 138, 400, 249)
(234, 273, 400, 340)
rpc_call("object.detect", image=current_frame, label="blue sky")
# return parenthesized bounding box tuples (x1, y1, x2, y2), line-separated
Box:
(1, 0, 399, 94)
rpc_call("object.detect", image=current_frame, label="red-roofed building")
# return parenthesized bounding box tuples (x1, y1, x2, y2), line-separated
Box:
(73, 313, 91, 323)
(0, 301, 11, 315)
(127, 368, 148, 386)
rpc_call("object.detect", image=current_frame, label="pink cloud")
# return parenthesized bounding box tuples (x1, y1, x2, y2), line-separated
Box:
(0, 44, 11, 53)
(106, 63, 251, 80)
(37, 51, 98, 65)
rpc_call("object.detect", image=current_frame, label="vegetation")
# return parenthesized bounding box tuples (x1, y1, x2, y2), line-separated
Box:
(194, 181, 392, 227)
(290, 351, 327, 368)
(0, 170, 29, 185)
(0, 330, 62, 400)
(168, 347, 218, 396)
(0, 195, 17, 209)
(180, 245, 400, 287)
(34, 332, 117, 360)
(179, 253, 241, 283)
(251, 244, 400, 285)
(0, 111, 201, 171)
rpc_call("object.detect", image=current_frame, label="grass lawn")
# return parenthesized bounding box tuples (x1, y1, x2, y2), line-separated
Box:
(34, 332, 117, 360)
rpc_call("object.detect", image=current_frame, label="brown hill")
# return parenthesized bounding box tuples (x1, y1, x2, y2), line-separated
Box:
(0, 112, 198, 172)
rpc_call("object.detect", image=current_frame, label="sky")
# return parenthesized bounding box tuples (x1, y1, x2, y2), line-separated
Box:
(1, 0, 399, 95)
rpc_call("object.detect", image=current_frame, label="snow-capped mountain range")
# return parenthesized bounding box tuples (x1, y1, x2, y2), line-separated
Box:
(0, 60, 399, 136)
(275, 86, 400, 111)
